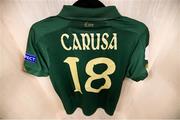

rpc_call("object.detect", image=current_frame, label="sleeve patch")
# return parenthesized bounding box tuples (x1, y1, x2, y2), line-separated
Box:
(24, 53, 37, 63)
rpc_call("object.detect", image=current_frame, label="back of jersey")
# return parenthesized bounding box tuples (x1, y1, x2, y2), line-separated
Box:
(23, 5, 149, 116)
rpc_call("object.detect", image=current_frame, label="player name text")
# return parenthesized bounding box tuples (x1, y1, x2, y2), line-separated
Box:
(60, 33, 117, 51)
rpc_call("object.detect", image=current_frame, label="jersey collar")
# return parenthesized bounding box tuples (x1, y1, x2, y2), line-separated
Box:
(58, 5, 121, 21)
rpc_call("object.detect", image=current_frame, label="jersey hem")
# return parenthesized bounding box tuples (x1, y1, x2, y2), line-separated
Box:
(64, 106, 115, 116)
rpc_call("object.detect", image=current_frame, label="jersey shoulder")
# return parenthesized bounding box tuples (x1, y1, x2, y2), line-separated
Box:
(115, 15, 149, 36)
(29, 15, 69, 39)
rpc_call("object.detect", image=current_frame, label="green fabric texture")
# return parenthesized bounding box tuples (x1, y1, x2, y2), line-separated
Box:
(23, 5, 149, 116)
(126, 27, 149, 81)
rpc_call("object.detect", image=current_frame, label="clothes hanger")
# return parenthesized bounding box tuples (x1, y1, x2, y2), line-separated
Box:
(73, 0, 105, 8)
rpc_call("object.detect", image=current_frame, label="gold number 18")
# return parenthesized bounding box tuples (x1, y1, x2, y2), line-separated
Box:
(64, 57, 116, 94)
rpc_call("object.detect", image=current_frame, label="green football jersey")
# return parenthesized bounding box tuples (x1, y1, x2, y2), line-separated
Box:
(23, 5, 149, 116)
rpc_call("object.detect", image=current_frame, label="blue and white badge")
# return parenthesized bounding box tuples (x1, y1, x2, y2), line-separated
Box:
(24, 53, 37, 63)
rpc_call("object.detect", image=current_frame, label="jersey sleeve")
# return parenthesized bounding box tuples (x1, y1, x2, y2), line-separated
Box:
(23, 26, 49, 77)
(126, 27, 149, 82)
